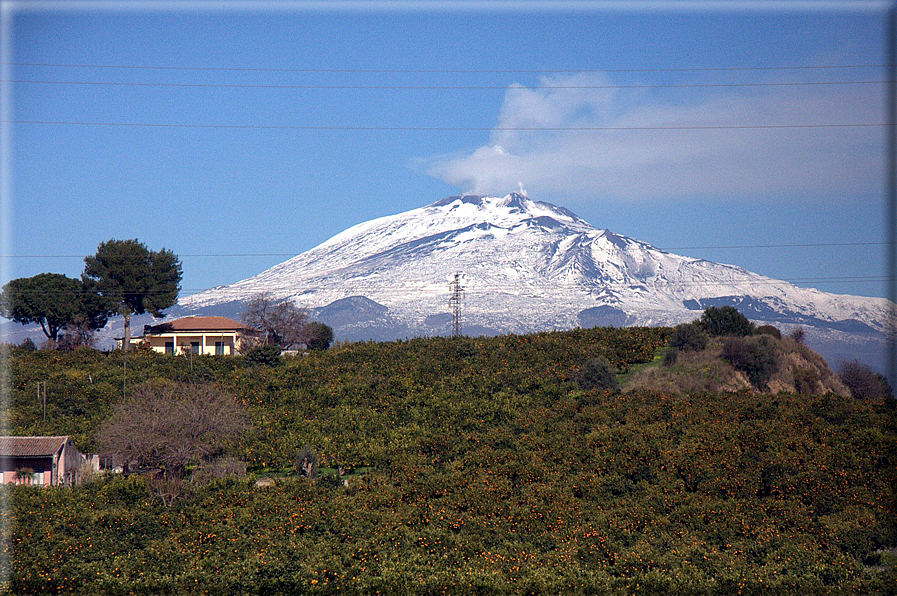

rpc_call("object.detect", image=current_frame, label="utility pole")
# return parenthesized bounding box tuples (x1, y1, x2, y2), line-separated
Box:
(449, 272, 464, 337)
(37, 382, 46, 422)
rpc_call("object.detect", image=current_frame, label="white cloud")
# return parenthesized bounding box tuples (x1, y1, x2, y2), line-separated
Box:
(426, 72, 884, 201)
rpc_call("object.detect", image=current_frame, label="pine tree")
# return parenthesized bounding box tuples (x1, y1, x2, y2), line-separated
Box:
(83, 239, 182, 351)
(0, 273, 110, 343)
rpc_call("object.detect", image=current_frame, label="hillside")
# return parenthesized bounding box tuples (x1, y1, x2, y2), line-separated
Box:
(625, 335, 851, 396)
(5, 329, 897, 594)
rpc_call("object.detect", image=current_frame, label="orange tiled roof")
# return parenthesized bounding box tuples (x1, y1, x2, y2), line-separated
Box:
(0, 436, 69, 457)
(146, 316, 254, 334)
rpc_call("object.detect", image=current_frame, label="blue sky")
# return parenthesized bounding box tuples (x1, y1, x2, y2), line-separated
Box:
(2, 1, 892, 302)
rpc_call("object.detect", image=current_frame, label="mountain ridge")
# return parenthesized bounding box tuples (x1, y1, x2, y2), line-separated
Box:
(181, 193, 892, 349)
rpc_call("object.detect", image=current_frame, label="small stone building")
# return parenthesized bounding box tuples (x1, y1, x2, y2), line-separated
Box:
(0, 436, 84, 486)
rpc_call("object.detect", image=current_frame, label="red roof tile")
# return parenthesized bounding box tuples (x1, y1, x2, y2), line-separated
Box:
(146, 316, 255, 334)
(0, 436, 69, 457)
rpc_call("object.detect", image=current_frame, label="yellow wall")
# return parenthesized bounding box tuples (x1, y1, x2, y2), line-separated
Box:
(144, 332, 240, 355)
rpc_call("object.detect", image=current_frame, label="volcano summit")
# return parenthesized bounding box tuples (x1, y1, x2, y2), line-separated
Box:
(181, 194, 891, 361)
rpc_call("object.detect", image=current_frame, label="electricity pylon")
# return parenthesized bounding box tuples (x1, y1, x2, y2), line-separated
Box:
(448, 272, 464, 337)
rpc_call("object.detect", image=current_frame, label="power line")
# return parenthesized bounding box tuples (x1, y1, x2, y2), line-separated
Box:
(2, 241, 893, 259)
(5, 119, 890, 132)
(0, 253, 300, 258)
(3, 61, 889, 74)
(659, 241, 897, 250)
(7, 275, 894, 297)
(5, 78, 892, 91)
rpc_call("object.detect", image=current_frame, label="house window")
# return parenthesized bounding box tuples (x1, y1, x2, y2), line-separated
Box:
(191, 342, 201, 354)
(165, 341, 174, 354)
(215, 341, 225, 355)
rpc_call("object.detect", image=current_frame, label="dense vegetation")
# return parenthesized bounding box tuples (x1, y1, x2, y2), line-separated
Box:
(626, 311, 860, 398)
(4, 326, 896, 594)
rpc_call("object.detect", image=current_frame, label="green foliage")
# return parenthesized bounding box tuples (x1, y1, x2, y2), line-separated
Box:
(19, 337, 36, 352)
(576, 356, 620, 391)
(83, 239, 182, 318)
(721, 335, 779, 388)
(0, 273, 109, 342)
(839, 360, 894, 400)
(6, 326, 895, 594)
(304, 321, 334, 351)
(755, 324, 782, 339)
(662, 347, 679, 366)
(14, 467, 34, 482)
(83, 239, 182, 349)
(245, 344, 282, 366)
(669, 322, 708, 351)
(700, 306, 755, 337)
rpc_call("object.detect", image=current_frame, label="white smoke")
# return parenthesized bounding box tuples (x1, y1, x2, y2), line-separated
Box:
(427, 72, 882, 202)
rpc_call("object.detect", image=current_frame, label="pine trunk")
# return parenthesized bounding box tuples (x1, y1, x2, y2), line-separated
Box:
(122, 308, 131, 352)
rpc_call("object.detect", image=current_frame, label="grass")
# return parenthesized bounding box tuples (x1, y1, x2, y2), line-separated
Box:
(617, 346, 669, 388)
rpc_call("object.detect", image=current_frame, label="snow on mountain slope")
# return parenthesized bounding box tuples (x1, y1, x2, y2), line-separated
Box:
(182, 193, 892, 336)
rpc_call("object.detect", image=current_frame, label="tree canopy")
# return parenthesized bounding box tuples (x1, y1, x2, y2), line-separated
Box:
(0, 273, 110, 342)
(699, 305, 755, 337)
(83, 239, 182, 350)
(241, 293, 309, 350)
(304, 321, 334, 350)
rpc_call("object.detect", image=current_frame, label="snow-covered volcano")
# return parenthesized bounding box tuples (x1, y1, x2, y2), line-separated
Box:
(182, 193, 892, 343)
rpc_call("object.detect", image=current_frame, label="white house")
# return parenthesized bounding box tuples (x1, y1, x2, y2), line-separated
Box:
(119, 316, 260, 355)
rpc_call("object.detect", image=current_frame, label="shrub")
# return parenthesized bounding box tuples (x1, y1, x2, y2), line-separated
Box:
(319, 471, 345, 490)
(14, 467, 34, 483)
(576, 357, 620, 391)
(304, 321, 334, 351)
(245, 344, 282, 366)
(721, 336, 779, 389)
(18, 338, 36, 352)
(191, 457, 248, 484)
(662, 348, 679, 367)
(669, 323, 708, 352)
(700, 306, 754, 337)
(838, 360, 893, 400)
(295, 445, 320, 479)
(96, 381, 248, 505)
(789, 327, 806, 343)
(792, 366, 821, 395)
(755, 324, 782, 339)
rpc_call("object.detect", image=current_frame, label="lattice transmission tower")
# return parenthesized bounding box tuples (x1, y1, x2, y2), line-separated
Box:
(448, 272, 464, 337)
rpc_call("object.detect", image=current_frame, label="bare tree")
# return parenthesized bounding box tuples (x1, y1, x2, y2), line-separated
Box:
(96, 380, 248, 505)
(241, 292, 309, 350)
(56, 314, 99, 351)
(838, 360, 894, 400)
(789, 327, 806, 343)
(295, 445, 319, 479)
